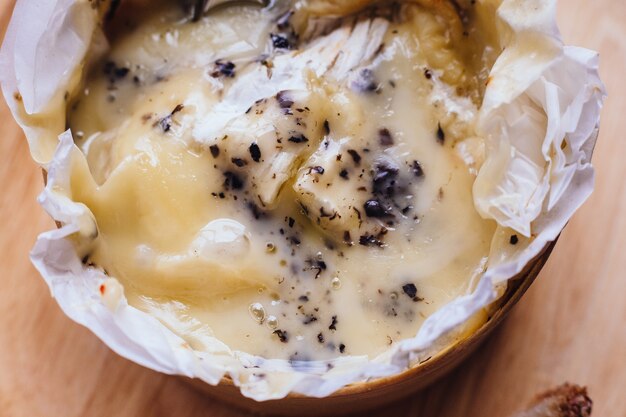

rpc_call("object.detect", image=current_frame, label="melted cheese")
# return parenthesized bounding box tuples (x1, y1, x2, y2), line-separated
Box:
(67, 0, 497, 361)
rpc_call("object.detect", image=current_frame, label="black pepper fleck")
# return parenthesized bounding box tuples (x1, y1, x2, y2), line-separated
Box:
(276, 91, 294, 109)
(378, 128, 394, 146)
(347, 149, 361, 165)
(510, 235, 519, 245)
(364, 199, 391, 218)
(270, 33, 291, 49)
(311, 166, 325, 175)
(288, 134, 309, 144)
(402, 283, 423, 302)
(359, 234, 384, 247)
(329, 316, 338, 331)
(209, 144, 220, 158)
(210, 60, 236, 78)
(306, 259, 327, 279)
(249, 143, 261, 162)
(247, 202, 264, 220)
(156, 104, 184, 133)
(436, 123, 445, 145)
(273, 329, 289, 343)
(372, 163, 399, 198)
(103, 61, 130, 83)
(223, 171, 244, 190)
(402, 283, 417, 298)
(411, 160, 424, 178)
(231, 157, 247, 167)
(323, 120, 330, 135)
(352, 68, 378, 93)
(343, 231, 352, 245)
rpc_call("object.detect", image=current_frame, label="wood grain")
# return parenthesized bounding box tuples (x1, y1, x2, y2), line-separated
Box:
(1, 1, 625, 416)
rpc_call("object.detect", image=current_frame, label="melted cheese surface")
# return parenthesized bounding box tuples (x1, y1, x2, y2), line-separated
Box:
(68, 0, 497, 361)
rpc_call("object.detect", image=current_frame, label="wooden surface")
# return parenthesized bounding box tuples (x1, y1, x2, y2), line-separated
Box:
(0, 1, 625, 416)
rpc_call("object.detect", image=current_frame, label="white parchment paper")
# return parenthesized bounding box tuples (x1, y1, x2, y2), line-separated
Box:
(0, 0, 605, 400)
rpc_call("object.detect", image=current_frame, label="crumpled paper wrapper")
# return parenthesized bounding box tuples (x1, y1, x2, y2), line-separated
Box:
(0, 0, 606, 400)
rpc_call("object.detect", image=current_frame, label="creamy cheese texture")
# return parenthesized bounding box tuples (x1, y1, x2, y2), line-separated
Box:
(67, 0, 500, 361)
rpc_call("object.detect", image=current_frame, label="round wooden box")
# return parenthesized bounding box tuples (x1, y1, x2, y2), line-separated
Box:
(186, 240, 557, 416)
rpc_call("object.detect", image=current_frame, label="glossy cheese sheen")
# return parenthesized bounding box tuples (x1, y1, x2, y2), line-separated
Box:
(68, 1, 496, 361)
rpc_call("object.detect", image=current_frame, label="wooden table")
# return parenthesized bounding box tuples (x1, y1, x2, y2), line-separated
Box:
(1, 1, 624, 416)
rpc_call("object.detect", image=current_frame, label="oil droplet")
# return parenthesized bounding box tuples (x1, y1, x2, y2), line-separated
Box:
(390, 292, 398, 300)
(249, 302, 266, 324)
(266, 242, 276, 253)
(331, 277, 342, 290)
(266, 315, 278, 329)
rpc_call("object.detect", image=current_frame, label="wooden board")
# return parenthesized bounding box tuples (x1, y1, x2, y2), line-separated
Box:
(0, 1, 624, 416)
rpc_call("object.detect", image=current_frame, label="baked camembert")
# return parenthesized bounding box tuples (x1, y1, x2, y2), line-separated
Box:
(67, 0, 504, 362)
